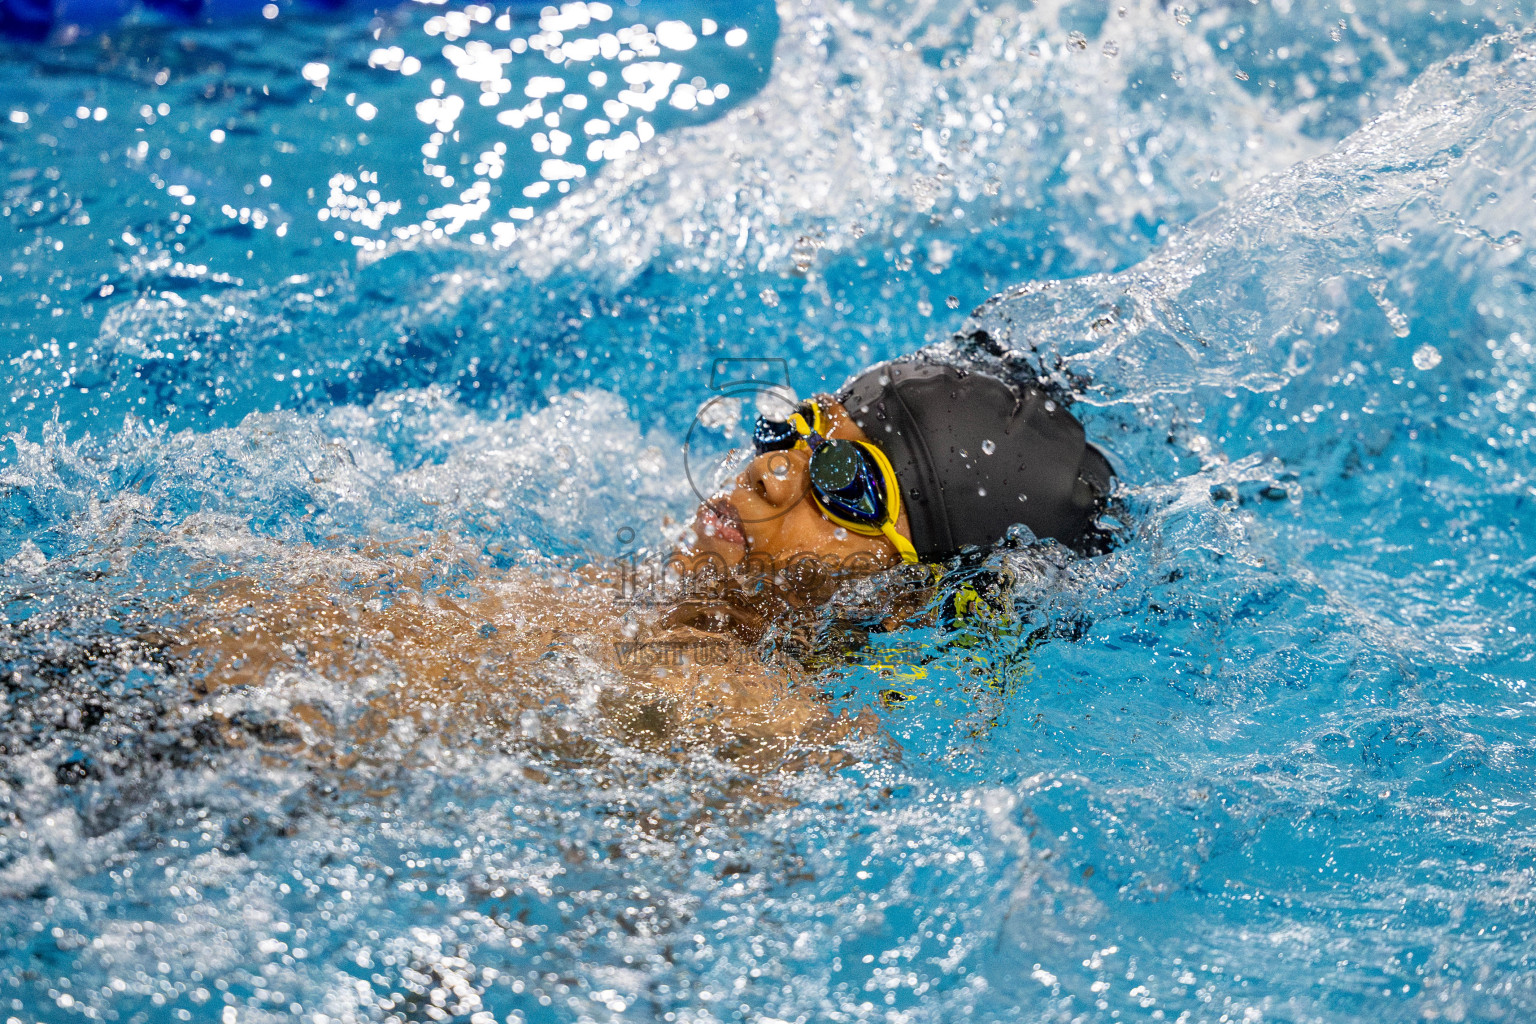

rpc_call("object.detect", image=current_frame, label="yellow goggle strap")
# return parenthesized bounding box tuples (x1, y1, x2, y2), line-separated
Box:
(879, 520, 921, 564)
(788, 399, 825, 440)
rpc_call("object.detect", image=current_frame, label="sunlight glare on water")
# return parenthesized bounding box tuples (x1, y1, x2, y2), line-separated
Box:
(4, 0, 1536, 1021)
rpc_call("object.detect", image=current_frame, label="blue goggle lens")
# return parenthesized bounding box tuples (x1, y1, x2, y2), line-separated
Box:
(811, 441, 885, 523)
(752, 403, 889, 526)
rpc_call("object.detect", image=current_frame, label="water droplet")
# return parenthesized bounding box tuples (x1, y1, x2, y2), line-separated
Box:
(981, 439, 996, 455)
(1044, 400, 1057, 412)
(833, 527, 848, 540)
(791, 235, 819, 273)
(771, 458, 790, 479)
(1006, 523, 1038, 546)
(1017, 493, 1029, 502)
(977, 487, 987, 497)
(1413, 344, 1442, 371)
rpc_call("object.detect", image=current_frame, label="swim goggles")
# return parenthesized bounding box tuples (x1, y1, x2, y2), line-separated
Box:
(753, 398, 920, 564)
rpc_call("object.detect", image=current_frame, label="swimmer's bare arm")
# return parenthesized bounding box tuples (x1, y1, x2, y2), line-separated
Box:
(168, 555, 873, 772)
(603, 624, 876, 772)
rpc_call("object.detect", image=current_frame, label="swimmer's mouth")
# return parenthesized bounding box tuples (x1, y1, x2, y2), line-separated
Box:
(696, 498, 746, 548)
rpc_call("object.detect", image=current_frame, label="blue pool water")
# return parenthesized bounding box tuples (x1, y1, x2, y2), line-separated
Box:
(5, 0, 1536, 1021)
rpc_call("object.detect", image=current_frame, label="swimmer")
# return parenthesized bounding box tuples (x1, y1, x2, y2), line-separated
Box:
(168, 355, 1115, 776)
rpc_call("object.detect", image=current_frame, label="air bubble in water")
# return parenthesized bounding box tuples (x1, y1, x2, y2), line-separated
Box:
(698, 396, 742, 431)
(977, 487, 987, 497)
(833, 526, 848, 540)
(760, 287, 780, 307)
(636, 447, 664, 475)
(1413, 344, 1443, 370)
(755, 387, 797, 420)
(1044, 400, 1057, 412)
(981, 439, 996, 455)
(1102, 40, 1120, 58)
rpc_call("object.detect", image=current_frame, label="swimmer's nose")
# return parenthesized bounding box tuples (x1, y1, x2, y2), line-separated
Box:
(743, 449, 807, 508)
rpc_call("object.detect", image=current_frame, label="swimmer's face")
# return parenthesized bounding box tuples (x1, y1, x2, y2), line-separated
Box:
(682, 396, 913, 576)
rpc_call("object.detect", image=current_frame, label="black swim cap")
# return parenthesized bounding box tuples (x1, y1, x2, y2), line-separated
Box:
(837, 361, 1114, 560)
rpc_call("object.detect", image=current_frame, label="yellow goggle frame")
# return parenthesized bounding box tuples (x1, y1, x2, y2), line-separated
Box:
(785, 400, 920, 564)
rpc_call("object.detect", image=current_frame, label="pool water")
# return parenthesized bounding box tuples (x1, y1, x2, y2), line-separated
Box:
(4, 0, 1536, 1021)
